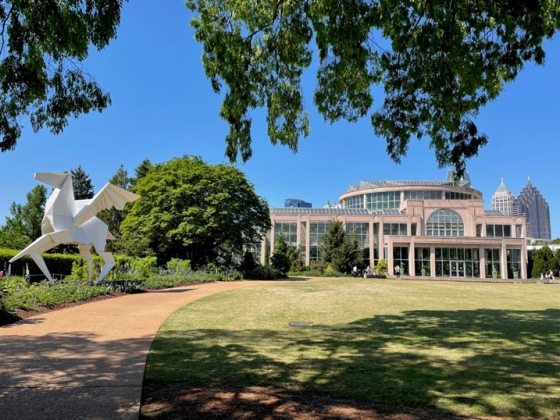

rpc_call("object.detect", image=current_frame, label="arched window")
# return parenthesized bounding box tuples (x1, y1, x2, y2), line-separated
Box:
(427, 209, 464, 236)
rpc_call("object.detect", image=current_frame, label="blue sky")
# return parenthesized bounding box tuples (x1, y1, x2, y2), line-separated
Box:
(1, 1, 558, 238)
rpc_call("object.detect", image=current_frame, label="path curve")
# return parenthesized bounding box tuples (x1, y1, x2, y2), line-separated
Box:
(0, 280, 284, 419)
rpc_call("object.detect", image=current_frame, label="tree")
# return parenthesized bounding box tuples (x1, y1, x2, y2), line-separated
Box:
(320, 220, 361, 273)
(321, 220, 346, 265)
(270, 234, 291, 276)
(187, 1, 560, 176)
(98, 164, 133, 249)
(531, 246, 555, 278)
(131, 159, 154, 189)
(71, 166, 94, 199)
(332, 238, 362, 274)
(120, 155, 271, 267)
(109, 164, 132, 189)
(0, 185, 47, 249)
(0, 1, 125, 151)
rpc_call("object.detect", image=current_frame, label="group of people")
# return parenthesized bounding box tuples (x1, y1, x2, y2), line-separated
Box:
(352, 265, 377, 278)
(540, 270, 556, 281)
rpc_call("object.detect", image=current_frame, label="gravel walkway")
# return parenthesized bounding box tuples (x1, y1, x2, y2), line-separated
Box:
(0, 280, 279, 419)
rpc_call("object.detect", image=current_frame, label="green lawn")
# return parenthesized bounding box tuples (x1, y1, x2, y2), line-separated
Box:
(144, 279, 560, 418)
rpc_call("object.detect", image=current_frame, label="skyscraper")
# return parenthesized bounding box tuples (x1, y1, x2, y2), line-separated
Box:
(515, 179, 551, 240)
(492, 178, 514, 215)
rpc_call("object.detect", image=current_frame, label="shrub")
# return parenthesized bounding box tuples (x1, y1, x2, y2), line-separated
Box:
(376, 259, 388, 275)
(130, 256, 158, 278)
(0, 248, 79, 278)
(166, 258, 191, 274)
(244, 264, 283, 280)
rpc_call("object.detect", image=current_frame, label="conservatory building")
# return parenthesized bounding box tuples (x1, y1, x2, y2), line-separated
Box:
(262, 176, 528, 279)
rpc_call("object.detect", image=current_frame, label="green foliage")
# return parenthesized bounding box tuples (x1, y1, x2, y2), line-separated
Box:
(98, 164, 134, 251)
(0, 1, 124, 151)
(320, 220, 361, 273)
(0, 185, 47, 249)
(270, 234, 291, 276)
(187, 1, 560, 175)
(68, 257, 102, 280)
(0, 248, 79, 278)
(243, 264, 282, 280)
(332, 239, 362, 274)
(166, 258, 191, 274)
(131, 159, 154, 189)
(376, 259, 388, 275)
(70, 166, 95, 199)
(287, 246, 304, 272)
(531, 246, 556, 278)
(130, 256, 158, 278)
(239, 250, 258, 274)
(320, 221, 346, 265)
(121, 155, 270, 267)
(2, 277, 110, 311)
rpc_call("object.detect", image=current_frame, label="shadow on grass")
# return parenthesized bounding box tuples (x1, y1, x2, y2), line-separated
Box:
(144, 309, 560, 418)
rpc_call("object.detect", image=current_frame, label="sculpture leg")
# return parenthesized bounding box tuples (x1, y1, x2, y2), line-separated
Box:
(96, 252, 115, 284)
(30, 253, 54, 285)
(77, 245, 93, 281)
(9, 232, 71, 285)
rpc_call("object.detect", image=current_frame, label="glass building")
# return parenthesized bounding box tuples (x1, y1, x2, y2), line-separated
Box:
(514, 179, 551, 241)
(263, 175, 528, 279)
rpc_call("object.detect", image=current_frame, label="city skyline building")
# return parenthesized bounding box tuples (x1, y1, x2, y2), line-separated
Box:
(515, 179, 551, 240)
(491, 178, 515, 215)
(284, 198, 312, 208)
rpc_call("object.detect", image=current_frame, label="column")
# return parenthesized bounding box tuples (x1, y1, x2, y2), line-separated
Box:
(260, 236, 267, 265)
(480, 247, 486, 279)
(430, 246, 436, 278)
(296, 220, 301, 249)
(369, 220, 374, 267)
(521, 245, 527, 280)
(305, 221, 311, 267)
(387, 242, 394, 276)
(409, 242, 415, 276)
(270, 224, 275, 255)
(500, 241, 508, 280)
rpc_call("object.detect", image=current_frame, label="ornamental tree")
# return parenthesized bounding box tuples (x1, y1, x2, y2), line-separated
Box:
(187, 0, 560, 176)
(121, 156, 271, 267)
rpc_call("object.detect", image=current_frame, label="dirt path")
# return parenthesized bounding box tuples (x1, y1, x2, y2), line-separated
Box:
(0, 280, 282, 419)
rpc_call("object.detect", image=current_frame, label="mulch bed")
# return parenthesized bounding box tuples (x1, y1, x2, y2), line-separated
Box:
(141, 383, 463, 420)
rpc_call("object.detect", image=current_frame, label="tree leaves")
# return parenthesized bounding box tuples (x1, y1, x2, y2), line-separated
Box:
(0, 0, 124, 150)
(188, 0, 560, 175)
(121, 155, 271, 267)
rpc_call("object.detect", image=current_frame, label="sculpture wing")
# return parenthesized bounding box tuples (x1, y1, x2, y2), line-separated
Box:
(73, 183, 139, 227)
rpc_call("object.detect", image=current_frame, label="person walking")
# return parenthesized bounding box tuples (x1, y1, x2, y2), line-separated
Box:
(395, 264, 401, 279)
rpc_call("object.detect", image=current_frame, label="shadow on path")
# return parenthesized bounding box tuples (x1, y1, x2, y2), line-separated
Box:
(0, 332, 152, 419)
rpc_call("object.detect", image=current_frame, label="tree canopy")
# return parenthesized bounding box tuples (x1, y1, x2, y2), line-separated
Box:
(321, 220, 361, 273)
(187, 0, 560, 175)
(71, 166, 94, 199)
(120, 155, 271, 267)
(0, 1, 125, 151)
(0, 185, 46, 249)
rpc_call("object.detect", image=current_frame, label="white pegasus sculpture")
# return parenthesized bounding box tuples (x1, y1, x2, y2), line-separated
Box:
(10, 172, 138, 284)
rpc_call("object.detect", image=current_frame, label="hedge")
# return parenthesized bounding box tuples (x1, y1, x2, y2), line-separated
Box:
(0, 248, 81, 279)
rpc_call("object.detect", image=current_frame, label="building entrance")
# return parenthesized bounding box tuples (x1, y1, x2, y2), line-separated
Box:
(450, 261, 466, 277)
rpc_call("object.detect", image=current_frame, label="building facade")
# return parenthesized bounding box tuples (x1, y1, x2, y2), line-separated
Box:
(515, 179, 551, 241)
(492, 178, 514, 215)
(263, 178, 528, 279)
